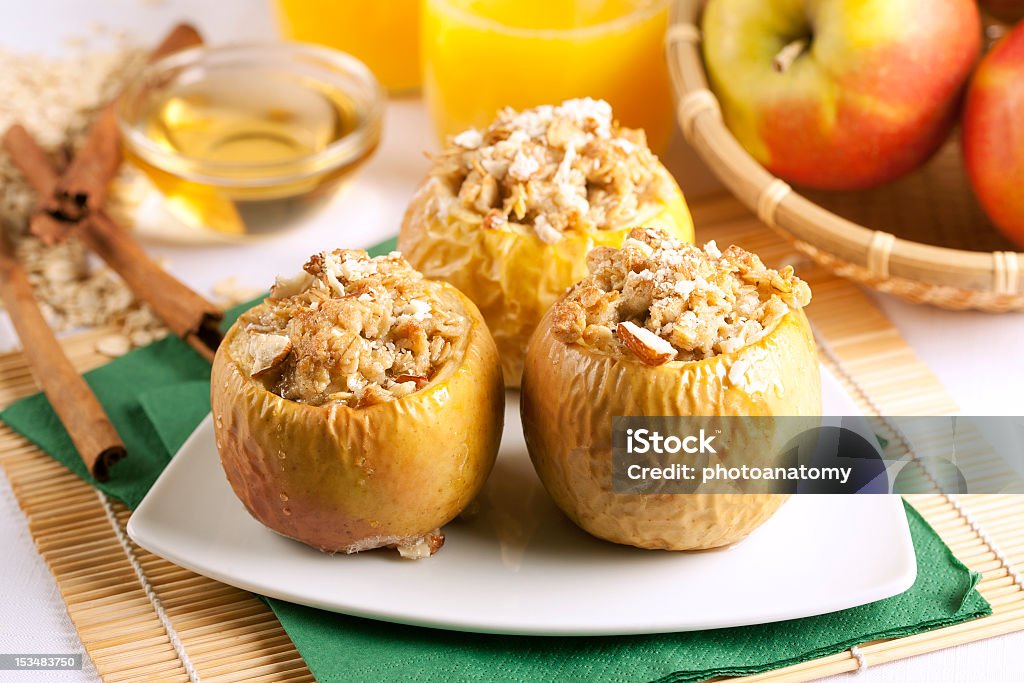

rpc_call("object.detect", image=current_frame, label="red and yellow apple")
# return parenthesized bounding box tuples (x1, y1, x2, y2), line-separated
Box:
(963, 20, 1024, 248)
(702, 0, 982, 190)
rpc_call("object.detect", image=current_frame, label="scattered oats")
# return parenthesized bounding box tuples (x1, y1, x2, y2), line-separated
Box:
(122, 307, 161, 333)
(96, 333, 131, 358)
(129, 330, 154, 347)
(0, 45, 166, 350)
(212, 276, 265, 307)
(42, 257, 83, 284)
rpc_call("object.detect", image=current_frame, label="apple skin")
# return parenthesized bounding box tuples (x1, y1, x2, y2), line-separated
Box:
(702, 0, 982, 190)
(979, 0, 1024, 23)
(963, 21, 1024, 248)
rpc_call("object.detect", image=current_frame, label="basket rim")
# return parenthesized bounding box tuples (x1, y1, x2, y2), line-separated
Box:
(665, 0, 1024, 304)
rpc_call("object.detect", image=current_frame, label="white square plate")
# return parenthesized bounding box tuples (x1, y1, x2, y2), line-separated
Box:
(128, 368, 916, 636)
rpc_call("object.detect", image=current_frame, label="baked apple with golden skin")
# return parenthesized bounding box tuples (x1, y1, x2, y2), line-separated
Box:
(521, 228, 821, 551)
(211, 249, 504, 558)
(400, 98, 694, 387)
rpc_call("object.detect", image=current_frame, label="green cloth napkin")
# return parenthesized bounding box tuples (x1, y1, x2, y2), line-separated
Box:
(2, 335, 212, 508)
(0, 237, 991, 683)
(270, 515, 984, 683)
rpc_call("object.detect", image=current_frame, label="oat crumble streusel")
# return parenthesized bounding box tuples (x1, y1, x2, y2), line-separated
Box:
(231, 250, 470, 407)
(551, 227, 811, 364)
(427, 98, 677, 245)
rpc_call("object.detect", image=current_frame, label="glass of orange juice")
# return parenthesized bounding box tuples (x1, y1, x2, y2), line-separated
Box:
(421, 0, 674, 152)
(276, 0, 421, 93)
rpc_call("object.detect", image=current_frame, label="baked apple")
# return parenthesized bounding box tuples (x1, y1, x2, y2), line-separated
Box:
(521, 228, 821, 550)
(211, 249, 504, 558)
(400, 98, 694, 387)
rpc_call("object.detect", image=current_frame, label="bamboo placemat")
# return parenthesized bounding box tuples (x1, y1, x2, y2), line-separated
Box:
(0, 194, 1021, 683)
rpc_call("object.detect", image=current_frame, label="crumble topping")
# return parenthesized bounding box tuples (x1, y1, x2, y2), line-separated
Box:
(231, 250, 470, 407)
(426, 98, 677, 244)
(335, 529, 446, 560)
(551, 227, 811, 364)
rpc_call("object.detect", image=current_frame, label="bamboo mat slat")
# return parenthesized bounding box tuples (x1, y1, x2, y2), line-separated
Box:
(0, 194, 1017, 683)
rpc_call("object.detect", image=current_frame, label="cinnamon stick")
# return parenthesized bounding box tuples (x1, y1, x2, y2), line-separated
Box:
(2, 124, 60, 199)
(47, 24, 205, 230)
(0, 221, 126, 481)
(3, 122, 223, 361)
(1, 125, 80, 243)
(84, 212, 222, 362)
(148, 22, 204, 61)
(47, 107, 120, 223)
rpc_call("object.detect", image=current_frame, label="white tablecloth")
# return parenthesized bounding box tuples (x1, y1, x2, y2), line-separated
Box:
(1, 2, 1021, 681)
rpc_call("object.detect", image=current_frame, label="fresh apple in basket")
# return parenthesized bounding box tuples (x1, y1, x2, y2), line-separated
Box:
(963, 20, 1024, 248)
(702, 0, 982, 190)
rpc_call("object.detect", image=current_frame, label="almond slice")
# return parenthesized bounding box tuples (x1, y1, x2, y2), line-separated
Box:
(616, 321, 677, 365)
(270, 271, 313, 299)
(248, 333, 292, 378)
(394, 374, 429, 388)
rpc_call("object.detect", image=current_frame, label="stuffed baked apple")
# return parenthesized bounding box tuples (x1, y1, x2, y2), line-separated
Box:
(211, 249, 504, 558)
(521, 228, 821, 550)
(400, 98, 694, 386)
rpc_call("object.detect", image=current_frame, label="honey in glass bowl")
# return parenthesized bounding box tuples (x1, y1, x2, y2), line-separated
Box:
(421, 0, 674, 152)
(118, 43, 383, 239)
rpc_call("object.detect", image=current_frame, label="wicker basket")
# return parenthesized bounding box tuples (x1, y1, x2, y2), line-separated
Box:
(666, 0, 1024, 312)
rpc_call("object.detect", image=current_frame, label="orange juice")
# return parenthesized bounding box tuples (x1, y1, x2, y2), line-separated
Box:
(276, 0, 421, 92)
(421, 0, 674, 151)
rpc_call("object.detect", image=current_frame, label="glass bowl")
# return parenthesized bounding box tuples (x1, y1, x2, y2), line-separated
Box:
(118, 42, 384, 239)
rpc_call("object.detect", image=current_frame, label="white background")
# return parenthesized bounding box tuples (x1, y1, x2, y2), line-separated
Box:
(0, 1, 1021, 681)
